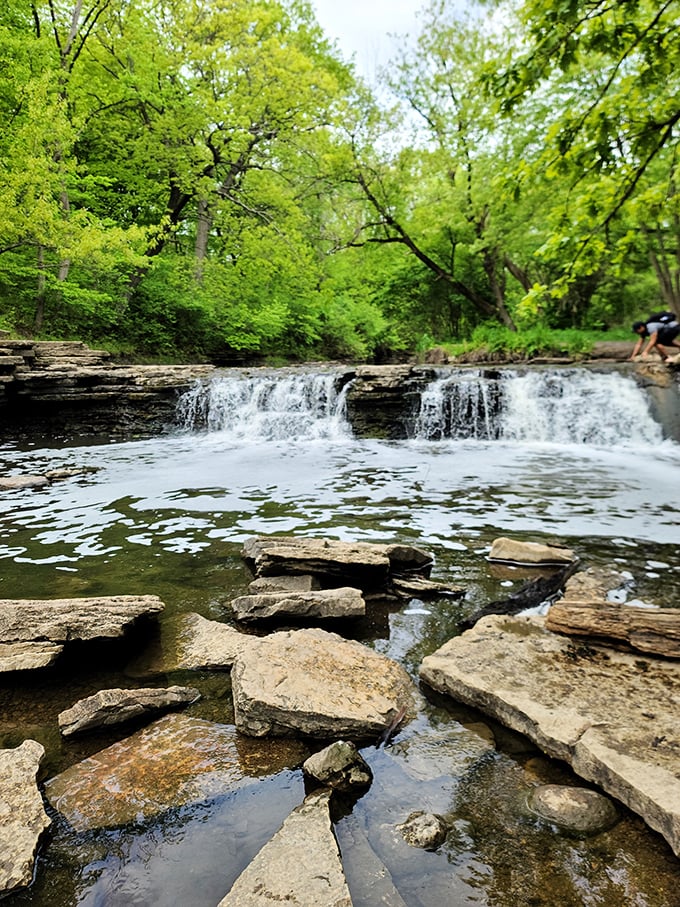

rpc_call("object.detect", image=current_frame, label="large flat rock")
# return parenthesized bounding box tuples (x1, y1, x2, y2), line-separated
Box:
(419, 614, 680, 856)
(45, 713, 309, 831)
(0, 740, 51, 896)
(0, 595, 164, 672)
(232, 627, 415, 739)
(217, 790, 352, 906)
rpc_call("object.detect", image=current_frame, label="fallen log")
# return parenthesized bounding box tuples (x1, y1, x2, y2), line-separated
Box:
(546, 600, 680, 658)
(459, 562, 578, 631)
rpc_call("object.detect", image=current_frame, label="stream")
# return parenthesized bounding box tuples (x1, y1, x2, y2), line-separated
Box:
(1, 366, 679, 906)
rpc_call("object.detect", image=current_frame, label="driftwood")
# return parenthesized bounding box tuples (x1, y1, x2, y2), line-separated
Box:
(546, 600, 680, 658)
(459, 562, 579, 631)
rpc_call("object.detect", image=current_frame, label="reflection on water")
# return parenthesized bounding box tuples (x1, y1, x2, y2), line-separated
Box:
(1, 419, 679, 905)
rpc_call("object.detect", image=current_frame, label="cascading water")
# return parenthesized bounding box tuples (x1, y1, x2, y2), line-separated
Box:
(414, 368, 664, 445)
(176, 371, 351, 441)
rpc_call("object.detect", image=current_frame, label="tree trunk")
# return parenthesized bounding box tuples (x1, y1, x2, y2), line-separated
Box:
(194, 199, 211, 282)
(34, 245, 47, 333)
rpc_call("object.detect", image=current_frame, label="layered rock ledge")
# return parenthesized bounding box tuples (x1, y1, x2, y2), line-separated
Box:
(0, 340, 214, 438)
(0, 595, 164, 672)
(419, 613, 680, 856)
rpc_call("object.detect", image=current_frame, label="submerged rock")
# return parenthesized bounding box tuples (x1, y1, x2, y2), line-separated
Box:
(232, 627, 415, 739)
(58, 685, 201, 736)
(420, 613, 680, 856)
(397, 810, 448, 850)
(527, 784, 618, 834)
(0, 740, 51, 897)
(45, 713, 309, 831)
(217, 790, 352, 906)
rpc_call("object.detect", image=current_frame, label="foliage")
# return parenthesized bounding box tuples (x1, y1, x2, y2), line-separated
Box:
(0, 0, 677, 361)
(447, 324, 599, 359)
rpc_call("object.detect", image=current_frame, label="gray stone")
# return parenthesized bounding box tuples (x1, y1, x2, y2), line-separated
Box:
(527, 784, 618, 834)
(0, 596, 164, 672)
(232, 627, 415, 739)
(58, 685, 201, 736)
(419, 613, 680, 856)
(397, 811, 448, 849)
(231, 587, 365, 622)
(390, 575, 464, 599)
(303, 741, 373, 791)
(217, 790, 352, 906)
(248, 574, 321, 594)
(0, 740, 51, 896)
(488, 537, 577, 566)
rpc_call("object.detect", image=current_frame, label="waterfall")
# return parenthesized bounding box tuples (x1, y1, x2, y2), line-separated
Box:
(176, 372, 351, 441)
(413, 368, 664, 446)
(176, 367, 667, 447)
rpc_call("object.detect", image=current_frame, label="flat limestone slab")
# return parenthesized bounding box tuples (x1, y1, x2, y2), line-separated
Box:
(0, 596, 164, 672)
(420, 614, 680, 856)
(231, 587, 365, 622)
(0, 740, 51, 896)
(232, 627, 415, 739)
(217, 790, 352, 906)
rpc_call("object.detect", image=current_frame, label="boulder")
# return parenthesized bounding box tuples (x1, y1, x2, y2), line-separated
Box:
(232, 627, 415, 739)
(0, 740, 51, 897)
(419, 613, 680, 856)
(45, 713, 309, 831)
(527, 784, 618, 834)
(58, 685, 201, 736)
(303, 741, 373, 792)
(488, 537, 577, 566)
(0, 595, 164, 672)
(217, 790, 352, 906)
(231, 587, 365, 622)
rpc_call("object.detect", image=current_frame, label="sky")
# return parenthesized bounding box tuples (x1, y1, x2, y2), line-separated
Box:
(310, 0, 424, 82)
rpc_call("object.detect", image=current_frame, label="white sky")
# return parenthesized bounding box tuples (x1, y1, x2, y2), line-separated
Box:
(310, 0, 424, 82)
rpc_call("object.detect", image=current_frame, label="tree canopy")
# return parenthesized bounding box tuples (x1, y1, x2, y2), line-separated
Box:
(0, 0, 678, 360)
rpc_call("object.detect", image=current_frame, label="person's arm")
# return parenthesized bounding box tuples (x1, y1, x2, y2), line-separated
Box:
(630, 336, 645, 358)
(642, 331, 659, 356)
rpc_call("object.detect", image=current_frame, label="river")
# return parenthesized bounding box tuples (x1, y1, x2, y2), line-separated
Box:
(1, 366, 679, 906)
